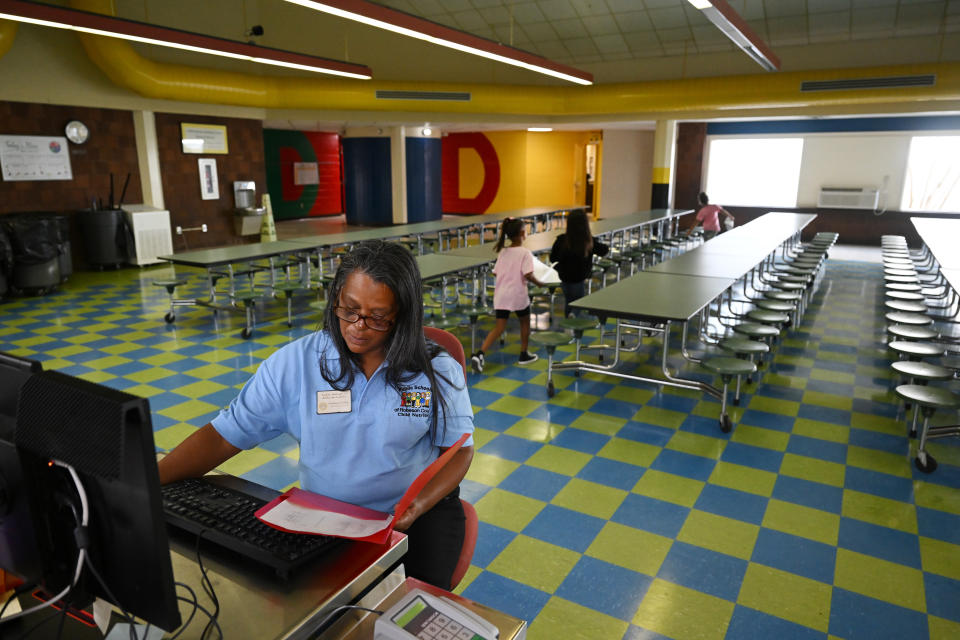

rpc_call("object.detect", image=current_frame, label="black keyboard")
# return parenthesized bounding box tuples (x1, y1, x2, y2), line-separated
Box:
(161, 475, 343, 579)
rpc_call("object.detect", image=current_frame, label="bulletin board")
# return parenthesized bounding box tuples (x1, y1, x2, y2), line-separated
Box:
(0, 135, 74, 181)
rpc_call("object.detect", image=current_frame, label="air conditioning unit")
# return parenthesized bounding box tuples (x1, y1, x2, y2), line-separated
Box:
(121, 204, 173, 266)
(817, 187, 879, 210)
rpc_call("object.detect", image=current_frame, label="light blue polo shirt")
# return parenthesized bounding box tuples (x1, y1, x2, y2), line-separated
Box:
(211, 330, 474, 514)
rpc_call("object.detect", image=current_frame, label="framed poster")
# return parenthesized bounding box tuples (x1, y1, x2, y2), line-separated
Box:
(198, 158, 219, 200)
(181, 123, 228, 154)
(0, 135, 73, 181)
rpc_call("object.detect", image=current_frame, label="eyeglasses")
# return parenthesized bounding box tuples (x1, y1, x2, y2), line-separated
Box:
(333, 306, 394, 332)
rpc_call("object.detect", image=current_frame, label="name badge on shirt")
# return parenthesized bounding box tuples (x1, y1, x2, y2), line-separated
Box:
(316, 390, 351, 414)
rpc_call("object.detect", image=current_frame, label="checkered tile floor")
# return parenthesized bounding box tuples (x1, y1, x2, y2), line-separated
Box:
(2, 257, 959, 640)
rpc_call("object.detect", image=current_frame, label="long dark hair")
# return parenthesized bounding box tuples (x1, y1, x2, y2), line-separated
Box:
(321, 240, 455, 445)
(494, 218, 523, 252)
(563, 209, 594, 258)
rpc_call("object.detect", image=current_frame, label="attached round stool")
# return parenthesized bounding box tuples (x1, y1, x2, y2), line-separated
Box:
(458, 305, 491, 355)
(890, 361, 954, 438)
(153, 278, 189, 323)
(558, 316, 599, 363)
(885, 275, 920, 284)
(719, 337, 770, 401)
(884, 312, 932, 326)
(273, 281, 304, 327)
(884, 300, 928, 313)
(887, 324, 939, 342)
(733, 322, 780, 354)
(894, 385, 960, 473)
(888, 340, 945, 362)
(755, 299, 797, 326)
(701, 357, 756, 432)
(886, 282, 923, 292)
(529, 331, 571, 397)
(885, 291, 926, 302)
(747, 309, 790, 328)
(427, 315, 462, 331)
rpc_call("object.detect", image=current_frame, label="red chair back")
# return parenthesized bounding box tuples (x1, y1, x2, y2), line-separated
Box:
(450, 499, 478, 590)
(424, 326, 466, 378)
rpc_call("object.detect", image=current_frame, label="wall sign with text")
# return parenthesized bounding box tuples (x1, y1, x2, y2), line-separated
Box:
(0, 135, 73, 181)
(181, 123, 228, 154)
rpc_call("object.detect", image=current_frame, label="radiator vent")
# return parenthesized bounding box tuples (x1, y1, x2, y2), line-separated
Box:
(801, 75, 935, 92)
(375, 90, 471, 101)
(818, 187, 879, 210)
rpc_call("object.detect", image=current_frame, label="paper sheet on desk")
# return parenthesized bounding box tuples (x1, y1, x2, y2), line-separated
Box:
(258, 494, 393, 538)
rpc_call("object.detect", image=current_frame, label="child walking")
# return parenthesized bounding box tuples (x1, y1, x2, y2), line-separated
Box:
(549, 209, 609, 316)
(471, 218, 545, 374)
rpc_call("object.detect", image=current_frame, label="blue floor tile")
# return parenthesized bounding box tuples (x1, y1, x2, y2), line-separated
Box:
(923, 572, 960, 623)
(771, 476, 844, 514)
(828, 588, 928, 640)
(550, 427, 610, 454)
(848, 427, 907, 456)
(556, 556, 653, 621)
(740, 409, 796, 432)
(727, 605, 828, 640)
(650, 448, 717, 482)
(679, 413, 734, 438)
(239, 455, 298, 491)
(577, 457, 646, 491)
(611, 494, 690, 538)
(917, 507, 960, 545)
(838, 517, 921, 568)
(479, 434, 542, 463)
(657, 541, 747, 601)
(693, 484, 769, 525)
(471, 522, 516, 568)
(473, 409, 521, 433)
(617, 421, 674, 447)
(751, 528, 836, 584)
(522, 504, 606, 553)
(590, 397, 642, 420)
(530, 403, 585, 426)
(499, 465, 571, 502)
(755, 384, 806, 403)
(721, 441, 784, 473)
(645, 392, 698, 413)
(797, 404, 851, 426)
(843, 466, 914, 503)
(461, 572, 550, 623)
(787, 434, 848, 464)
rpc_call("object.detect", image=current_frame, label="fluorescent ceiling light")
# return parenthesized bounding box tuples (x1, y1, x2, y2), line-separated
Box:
(527, 127, 553, 132)
(0, 0, 372, 79)
(687, 0, 780, 72)
(284, 0, 593, 85)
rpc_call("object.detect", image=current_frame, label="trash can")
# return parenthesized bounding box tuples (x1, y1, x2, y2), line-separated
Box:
(0, 214, 61, 295)
(52, 214, 72, 282)
(0, 224, 11, 299)
(78, 209, 133, 269)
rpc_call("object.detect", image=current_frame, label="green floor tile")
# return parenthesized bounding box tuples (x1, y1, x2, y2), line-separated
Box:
(809, 368, 856, 385)
(914, 482, 960, 516)
(464, 452, 520, 486)
(801, 390, 854, 411)
(919, 536, 960, 581)
(666, 430, 726, 460)
(842, 489, 918, 534)
(587, 521, 673, 576)
(633, 579, 734, 640)
(75, 370, 117, 384)
(708, 461, 777, 497)
(551, 478, 628, 519)
(473, 376, 525, 394)
(677, 510, 760, 560)
(569, 411, 627, 436)
(791, 418, 850, 444)
(487, 535, 580, 593)
(597, 437, 660, 467)
(730, 424, 790, 451)
(528, 597, 629, 640)
(834, 548, 926, 612)
(474, 488, 545, 532)
(762, 498, 840, 545)
(748, 395, 800, 417)
(486, 395, 543, 417)
(504, 417, 565, 443)
(525, 444, 592, 475)
(763, 373, 808, 389)
(632, 405, 687, 429)
(605, 385, 654, 405)
(215, 448, 279, 476)
(171, 380, 229, 398)
(737, 563, 832, 632)
(849, 411, 904, 435)
(846, 445, 912, 478)
(153, 423, 198, 452)
(544, 390, 599, 411)
(156, 399, 222, 422)
(633, 469, 706, 508)
(929, 615, 960, 640)
(779, 453, 846, 487)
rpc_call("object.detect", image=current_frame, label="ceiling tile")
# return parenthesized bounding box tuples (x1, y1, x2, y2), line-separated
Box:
(592, 33, 629, 53)
(809, 11, 851, 37)
(512, 3, 547, 23)
(615, 11, 654, 32)
(437, 0, 472, 11)
(744, 19, 769, 39)
(950, 0, 960, 15)
(656, 26, 694, 52)
(851, 6, 897, 37)
(808, 0, 850, 12)
(576, 54, 603, 63)
(601, 51, 635, 62)
(581, 14, 620, 36)
(736, 0, 767, 21)
(605, 0, 640, 12)
(568, 0, 611, 17)
(552, 17, 588, 38)
(471, 26, 498, 40)
(470, 0, 504, 8)
(564, 36, 600, 55)
(536, 0, 578, 20)
(647, 6, 689, 29)
(767, 15, 808, 46)
(523, 21, 560, 41)
(477, 5, 512, 24)
(897, 3, 947, 36)
(851, 0, 898, 8)
(536, 40, 571, 57)
(763, 0, 805, 18)
(627, 41, 666, 57)
(492, 24, 521, 43)
(642, 0, 677, 9)
(691, 24, 730, 45)
(452, 9, 487, 30)
(410, 0, 446, 14)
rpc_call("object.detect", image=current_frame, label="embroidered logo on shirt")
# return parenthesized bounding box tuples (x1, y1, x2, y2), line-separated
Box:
(395, 385, 432, 418)
(400, 391, 431, 408)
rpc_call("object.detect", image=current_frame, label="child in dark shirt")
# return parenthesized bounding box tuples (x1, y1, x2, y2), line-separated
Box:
(549, 210, 609, 316)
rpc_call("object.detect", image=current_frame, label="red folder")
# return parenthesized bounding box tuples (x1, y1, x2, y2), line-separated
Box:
(255, 433, 469, 544)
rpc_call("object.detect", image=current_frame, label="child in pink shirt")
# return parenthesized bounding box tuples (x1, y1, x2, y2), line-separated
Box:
(471, 218, 546, 373)
(695, 192, 734, 240)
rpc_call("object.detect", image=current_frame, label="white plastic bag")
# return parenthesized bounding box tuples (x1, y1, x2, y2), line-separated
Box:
(532, 258, 560, 285)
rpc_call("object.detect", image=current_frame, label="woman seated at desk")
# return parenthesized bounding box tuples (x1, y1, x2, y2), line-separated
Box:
(158, 240, 475, 589)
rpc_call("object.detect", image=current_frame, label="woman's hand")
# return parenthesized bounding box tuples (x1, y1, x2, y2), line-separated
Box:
(393, 498, 422, 532)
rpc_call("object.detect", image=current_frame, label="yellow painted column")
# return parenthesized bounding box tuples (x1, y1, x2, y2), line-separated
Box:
(651, 120, 676, 209)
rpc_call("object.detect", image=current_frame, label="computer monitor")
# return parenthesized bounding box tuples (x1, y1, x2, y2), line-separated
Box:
(0, 352, 43, 585)
(11, 368, 182, 631)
